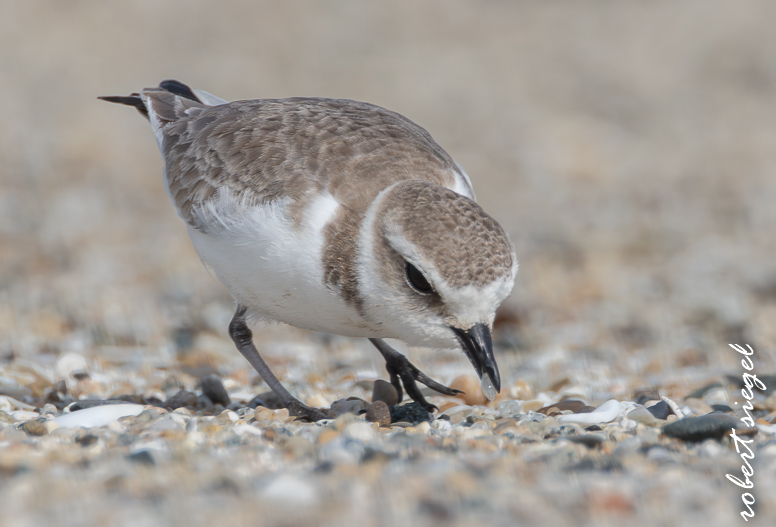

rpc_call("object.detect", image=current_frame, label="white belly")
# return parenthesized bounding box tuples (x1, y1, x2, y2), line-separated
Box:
(186, 192, 378, 337)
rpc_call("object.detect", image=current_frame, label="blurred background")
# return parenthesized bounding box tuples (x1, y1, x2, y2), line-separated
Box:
(1, 1, 775, 525)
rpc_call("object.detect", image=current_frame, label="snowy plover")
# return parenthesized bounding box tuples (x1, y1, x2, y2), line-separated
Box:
(101, 80, 517, 421)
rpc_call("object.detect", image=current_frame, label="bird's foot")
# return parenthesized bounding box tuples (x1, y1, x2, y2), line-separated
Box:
(285, 400, 329, 422)
(384, 353, 463, 413)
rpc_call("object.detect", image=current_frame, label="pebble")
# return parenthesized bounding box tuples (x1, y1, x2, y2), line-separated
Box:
(70, 399, 134, 411)
(522, 400, 546, 412)
(20, 420, 48, 436)
(450, 375, 487, 406)
(0, 395, 37, 412)
(164, 390, 199, 410)
(389, 402, 431, 424)
(328, 398, 369, 418)
(53, 404, 145, 429)
(686, 382, 723, 399)
(496, 400, 523, 418)
(645, 400, 672, 420)
(538, 400, 592, 415)
(247, 391, 283, 410)
(200, 375, 231, 407)
(661, 413, 740, 442)
(371, 380, 399, 406)
(557, 400, 622, 425)
(365, 400, 391, 427)
(701, 387, 730, 405)
(626, 406, 659, 427)
(438, 401, 461, 413)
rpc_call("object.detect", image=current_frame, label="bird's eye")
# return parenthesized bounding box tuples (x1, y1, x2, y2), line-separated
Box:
(406, 262, 433, 294)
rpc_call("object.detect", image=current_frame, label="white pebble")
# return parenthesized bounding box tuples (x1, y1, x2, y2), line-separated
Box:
(0, 395, 37, 412)
(557, 399, 622, 425)
(53, 404, 145, 429)
(10, 410, 40, 421)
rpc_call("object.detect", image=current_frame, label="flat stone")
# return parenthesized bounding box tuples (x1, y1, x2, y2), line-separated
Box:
(365, 400, 391, 427)
(372, 380, 399, 406)
(200, 375, 231, 407)
(328, 398, 369, 418)
(54, 404, 145, 429)
(557, 400, 622, 425)
(661, 413, 740, 442)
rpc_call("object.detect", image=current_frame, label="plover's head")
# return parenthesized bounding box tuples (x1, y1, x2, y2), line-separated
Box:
(357, 180, 517, 392)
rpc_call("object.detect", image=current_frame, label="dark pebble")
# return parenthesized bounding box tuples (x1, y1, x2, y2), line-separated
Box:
(711, 404, 733, 413)
(365, 400, 391, 426)
(72, 372, 90, 381)
(646, 400, 672, 420)
(163, 389, 198, 410)
(585, 425, 603, 431)
(201, 374, 231, 406)
(389, 402, 431, 424)
(128, 450, 155, 466)
(372, 380, 399, 407)
(662, 413, 740, 442)
(247, 391, 283, 410)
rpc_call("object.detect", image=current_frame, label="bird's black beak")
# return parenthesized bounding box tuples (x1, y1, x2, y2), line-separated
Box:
(451, 323, 501, 393)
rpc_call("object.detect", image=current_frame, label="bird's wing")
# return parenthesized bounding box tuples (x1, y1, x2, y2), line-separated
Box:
(138, 90, 474, 229)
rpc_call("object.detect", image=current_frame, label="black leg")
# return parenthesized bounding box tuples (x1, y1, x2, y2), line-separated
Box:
(369, 338, 462, 412)
(229, 306, 327, 422)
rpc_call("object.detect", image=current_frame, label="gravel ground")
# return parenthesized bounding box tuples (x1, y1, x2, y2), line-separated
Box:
(1, 2, 776, 526)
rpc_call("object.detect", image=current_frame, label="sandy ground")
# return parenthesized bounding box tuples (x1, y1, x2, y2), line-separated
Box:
(1, 1, 775, 526)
